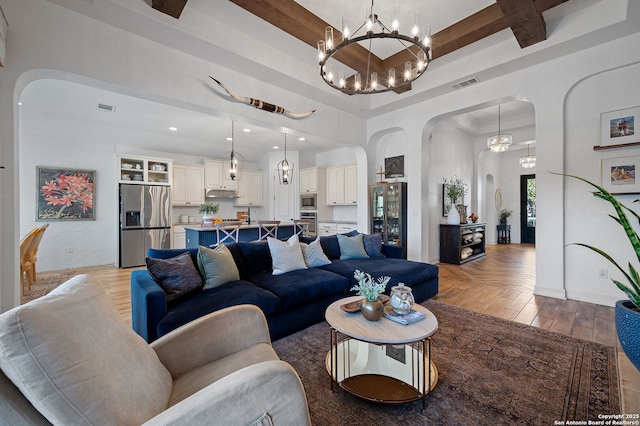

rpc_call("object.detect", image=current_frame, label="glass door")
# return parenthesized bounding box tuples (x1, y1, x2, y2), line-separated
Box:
(520, 174, 536, 244)
(371, 185, 385, 235)
(385, 184, 400, 245)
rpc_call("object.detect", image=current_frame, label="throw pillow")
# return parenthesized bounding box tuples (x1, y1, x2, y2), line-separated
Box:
(337, 233, 369, 260)
(197, 244, 241, 290)
(363, 233, 385, 258)
(267, 234, 308, 275)
(146, 251, 202, 302)
(300, 237, 332, 268)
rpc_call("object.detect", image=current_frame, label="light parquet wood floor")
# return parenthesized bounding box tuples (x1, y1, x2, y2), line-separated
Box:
(28, 244, 640, 414)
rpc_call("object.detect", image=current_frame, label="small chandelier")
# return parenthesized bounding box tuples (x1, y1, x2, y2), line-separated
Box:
(225, 121, 241, 180)
(277, 134, 294, 185)
(317, 0, 431, 95)
(520, 143, 536, 168)
(487, 104, 513, 153)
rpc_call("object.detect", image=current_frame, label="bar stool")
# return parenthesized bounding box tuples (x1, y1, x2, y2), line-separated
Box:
(215, 221, 242, 246)
(293, 219, 310, 238)
(257, 220, 280, 241)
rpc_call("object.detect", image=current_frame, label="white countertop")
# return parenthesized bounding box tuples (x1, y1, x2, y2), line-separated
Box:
(184, 222, 295, 231)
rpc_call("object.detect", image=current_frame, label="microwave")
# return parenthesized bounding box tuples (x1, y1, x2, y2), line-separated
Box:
(301, 193, 317, 210)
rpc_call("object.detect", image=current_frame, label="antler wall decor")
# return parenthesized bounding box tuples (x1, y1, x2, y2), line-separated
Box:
(209, 77, 315, 119)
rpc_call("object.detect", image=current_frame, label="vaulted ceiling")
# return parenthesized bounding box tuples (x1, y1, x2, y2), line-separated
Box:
(152, 0, 565, 95)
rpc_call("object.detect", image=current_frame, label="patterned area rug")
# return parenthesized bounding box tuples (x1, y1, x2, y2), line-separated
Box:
(273, 300, 620, 426)
(21, 270, 77, 305)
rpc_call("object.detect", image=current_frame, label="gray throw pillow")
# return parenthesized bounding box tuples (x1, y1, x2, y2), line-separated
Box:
(363, 233, 385, 258)
(197, 244, 241, 289)
(146, 251, 202, 302)
(337, 233, 369, 260)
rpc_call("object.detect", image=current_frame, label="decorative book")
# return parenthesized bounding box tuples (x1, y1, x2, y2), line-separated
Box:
(382, 306, 426, 325)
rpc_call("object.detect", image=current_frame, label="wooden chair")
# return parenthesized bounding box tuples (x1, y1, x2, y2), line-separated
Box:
(19, 227, 41, 296)
(293, 219, 310, 238)
(257, 220, 280, 241)
(26, 223, 49, 287)
(214, 221, 242, 246)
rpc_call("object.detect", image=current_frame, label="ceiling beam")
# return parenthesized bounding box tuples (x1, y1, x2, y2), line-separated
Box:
(496, 0, 546, 48)
(152, 0, 188, 19)
(150, 0, 571, 93)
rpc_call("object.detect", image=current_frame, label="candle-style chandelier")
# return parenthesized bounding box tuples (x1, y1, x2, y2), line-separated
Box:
(317, 0, 431, 95)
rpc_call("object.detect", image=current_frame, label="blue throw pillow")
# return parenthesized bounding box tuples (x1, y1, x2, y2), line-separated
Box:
(146, 251, 202, 302)
(337, 233, 369, 260)
(363, 233, 385, 258)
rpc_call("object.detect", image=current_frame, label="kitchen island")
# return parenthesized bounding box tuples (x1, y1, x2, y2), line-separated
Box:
(184, 223, 296, 247)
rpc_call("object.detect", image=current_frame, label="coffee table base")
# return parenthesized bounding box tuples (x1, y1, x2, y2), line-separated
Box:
(325, 338, 438, 406)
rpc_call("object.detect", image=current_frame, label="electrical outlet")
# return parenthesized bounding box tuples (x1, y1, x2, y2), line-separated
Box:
(598, 268, 608, 279)
(68, 247, 74, 253)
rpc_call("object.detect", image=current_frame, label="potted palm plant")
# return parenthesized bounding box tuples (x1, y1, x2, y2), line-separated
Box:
(563, 174, 640, 371)
(443, 176, 469, 224)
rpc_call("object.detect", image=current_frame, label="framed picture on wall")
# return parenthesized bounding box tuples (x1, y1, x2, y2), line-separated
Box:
(600, 106, 638, 147)
(36, 166, 96, 220)
(385, 155, 404, 178)
(442, 184, 452, 217)
(601, 156, 640, 194)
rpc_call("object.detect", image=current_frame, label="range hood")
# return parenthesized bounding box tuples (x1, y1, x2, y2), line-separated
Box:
(205, 188, 239, 199)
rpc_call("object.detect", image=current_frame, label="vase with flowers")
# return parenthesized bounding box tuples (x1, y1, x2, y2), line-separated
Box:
(499, 208, 512, 225)
(444, 176, 469, 225)
(351, 270, 391, 321)
(199, 202, 219, 226)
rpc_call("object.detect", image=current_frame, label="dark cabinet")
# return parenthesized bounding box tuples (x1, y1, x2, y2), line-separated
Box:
(439, 223, 486, 264)
(370, 182, 407, 258)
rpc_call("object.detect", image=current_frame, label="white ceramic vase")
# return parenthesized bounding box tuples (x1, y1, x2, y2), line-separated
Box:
(447, 203, 460, 225)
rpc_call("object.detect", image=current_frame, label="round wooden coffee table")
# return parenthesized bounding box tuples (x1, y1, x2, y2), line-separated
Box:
(325, 296, 438, 408)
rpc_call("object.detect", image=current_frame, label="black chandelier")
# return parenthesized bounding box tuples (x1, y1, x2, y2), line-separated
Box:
(317, 0, 431, 95)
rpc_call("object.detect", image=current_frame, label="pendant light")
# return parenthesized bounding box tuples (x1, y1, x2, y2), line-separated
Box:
(277, 134, 294, 185)
(223, 121, 244, 180)
(520, 143, 536, 168)
(487, 104, 513, 153)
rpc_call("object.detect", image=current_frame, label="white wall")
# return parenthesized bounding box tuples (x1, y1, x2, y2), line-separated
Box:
(426, 120, 475, 262)
(564, 62, 640, 306)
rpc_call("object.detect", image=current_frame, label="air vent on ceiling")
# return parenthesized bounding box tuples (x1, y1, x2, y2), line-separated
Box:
(451, 78, 479, 90)
(97, 103, 115, 112)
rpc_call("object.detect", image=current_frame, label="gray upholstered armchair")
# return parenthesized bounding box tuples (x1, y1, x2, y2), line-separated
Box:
(0, 275, 310, 425)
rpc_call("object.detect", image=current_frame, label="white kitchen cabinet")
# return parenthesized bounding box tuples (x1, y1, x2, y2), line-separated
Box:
(118, 155, 172, 186)
(235, 170, 263, 206)
(344, 164, 358, 204)
(337, 223, 358, 234)
(300, 167, 318, 193)
(203, 160, 238, 190)
(172, 225, 186, 248)
(326, 164, 356, 205)
(318, 222, 337, 236)
(172, 163, 204, 206)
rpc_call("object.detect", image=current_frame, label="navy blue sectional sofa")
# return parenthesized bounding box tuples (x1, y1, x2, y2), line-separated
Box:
(131, 234, 439, 343)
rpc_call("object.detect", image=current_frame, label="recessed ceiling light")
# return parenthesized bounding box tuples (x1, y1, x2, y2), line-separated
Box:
(169, 126, 178, 131)
(273, 146, 279, 150)
(18, 102, 23, 106)
(298, 137, 306, 141)
(243, 128, 251, 133)
(226, 137, 233, 141)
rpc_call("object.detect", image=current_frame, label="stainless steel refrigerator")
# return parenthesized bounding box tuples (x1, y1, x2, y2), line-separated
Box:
(119, 184, 171, 268)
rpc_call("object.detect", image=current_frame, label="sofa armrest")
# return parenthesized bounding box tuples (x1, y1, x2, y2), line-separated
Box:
(150, 305, 271, 378)
(381, 244, 404, 259)
(131, 270, 167, 343)
(142, 360, 310, 426)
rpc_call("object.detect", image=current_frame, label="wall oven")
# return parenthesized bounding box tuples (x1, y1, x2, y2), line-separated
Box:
(300, 212, 317, 236)
(300, 193, 317, 210)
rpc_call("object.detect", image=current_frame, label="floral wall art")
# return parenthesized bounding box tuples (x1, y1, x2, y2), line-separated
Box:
(37, 166, 95, 220)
